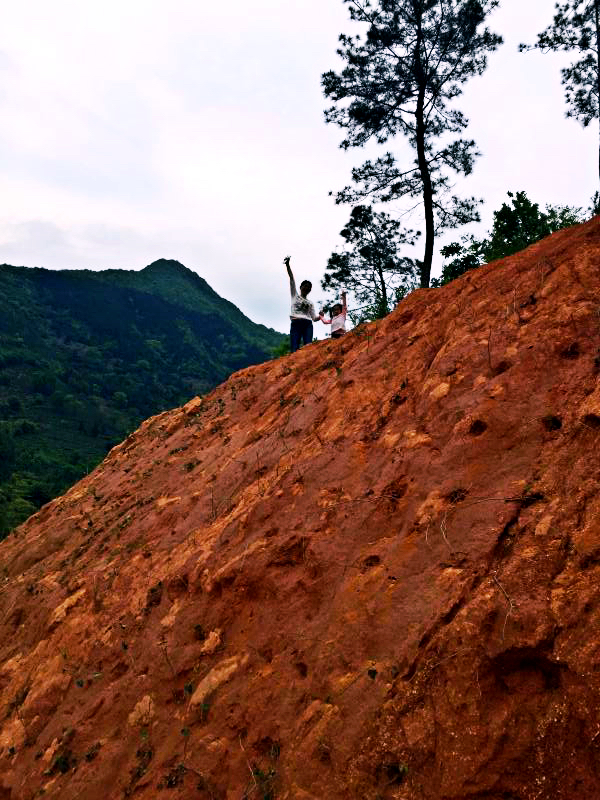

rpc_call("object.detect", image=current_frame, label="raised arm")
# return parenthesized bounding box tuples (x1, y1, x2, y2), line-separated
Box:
(342, 291, 347, 314)
(284, 256, 296, 297)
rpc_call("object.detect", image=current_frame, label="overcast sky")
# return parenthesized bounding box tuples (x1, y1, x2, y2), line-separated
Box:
(0, 0, 596, 332)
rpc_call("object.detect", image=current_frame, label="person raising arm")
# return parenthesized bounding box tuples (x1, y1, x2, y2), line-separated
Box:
(284, 256, 320, 353)
(320, 291, 347, 339)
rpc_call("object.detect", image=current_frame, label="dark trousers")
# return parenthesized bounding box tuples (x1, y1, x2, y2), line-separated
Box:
(290, 318, 313, 352)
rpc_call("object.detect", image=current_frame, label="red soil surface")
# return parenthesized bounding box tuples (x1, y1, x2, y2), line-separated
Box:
(2, 219, 600, 800)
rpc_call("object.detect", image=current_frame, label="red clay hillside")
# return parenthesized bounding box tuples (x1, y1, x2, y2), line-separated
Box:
(2, 219, 600, 800)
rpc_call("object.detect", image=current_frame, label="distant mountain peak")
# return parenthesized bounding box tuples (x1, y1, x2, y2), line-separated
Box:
(143, 258, 190, 273)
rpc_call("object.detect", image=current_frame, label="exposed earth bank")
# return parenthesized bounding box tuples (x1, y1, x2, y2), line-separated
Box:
(2, 219, 600, 799)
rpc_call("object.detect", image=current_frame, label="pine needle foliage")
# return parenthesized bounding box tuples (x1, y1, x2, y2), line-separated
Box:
(322, 0, 502, 288)
(520, 1, 600, 180)
(322, 205, 420, 321)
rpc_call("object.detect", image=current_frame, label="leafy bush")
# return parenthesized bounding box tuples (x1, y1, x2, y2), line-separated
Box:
(432, 191, 585, 286)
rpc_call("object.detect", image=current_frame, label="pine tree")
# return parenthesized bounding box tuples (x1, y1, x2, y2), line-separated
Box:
(322, 0, 502, 288)
(520, 1, 600, 181)
(322, 205, 419, 321)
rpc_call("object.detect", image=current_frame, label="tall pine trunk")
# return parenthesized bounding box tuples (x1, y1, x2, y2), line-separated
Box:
(414, 4, 434, 289)
(595, 0, 600, 183)
(376, 262, 388, 316)
(416, 90, 435, 288)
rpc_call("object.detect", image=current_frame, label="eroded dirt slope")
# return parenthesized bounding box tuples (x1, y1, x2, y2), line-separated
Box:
(2, 220, 600, 800)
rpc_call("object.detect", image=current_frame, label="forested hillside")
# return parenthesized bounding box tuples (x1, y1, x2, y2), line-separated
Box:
(0, 259, 284, 536)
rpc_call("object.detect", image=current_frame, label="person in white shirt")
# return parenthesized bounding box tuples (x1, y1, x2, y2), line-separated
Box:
(320, 292, 347, 339)
(284, 256, 321, 352)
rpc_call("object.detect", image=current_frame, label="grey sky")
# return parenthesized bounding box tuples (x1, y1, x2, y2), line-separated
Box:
(0, 0, 596, 333)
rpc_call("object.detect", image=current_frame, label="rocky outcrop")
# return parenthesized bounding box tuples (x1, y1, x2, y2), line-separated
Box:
(2, 219, 600, 799)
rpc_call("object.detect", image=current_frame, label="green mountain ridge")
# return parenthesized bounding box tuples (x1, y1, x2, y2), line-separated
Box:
(0, 259, 285, 537)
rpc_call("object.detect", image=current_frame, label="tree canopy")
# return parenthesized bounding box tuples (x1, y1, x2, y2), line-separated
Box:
(322, 0, 502, 288)
(322, 205, 419, 322)
(520, 1, 600, 180)
(433, 191, 584, 286)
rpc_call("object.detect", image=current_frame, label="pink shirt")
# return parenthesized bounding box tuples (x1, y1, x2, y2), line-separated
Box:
(331, 311, 346, 333)
(322, 309, 347, 333)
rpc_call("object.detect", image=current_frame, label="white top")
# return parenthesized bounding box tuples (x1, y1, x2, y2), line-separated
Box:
(331, 311, 346, 333)
(289, 275, 319, 321)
